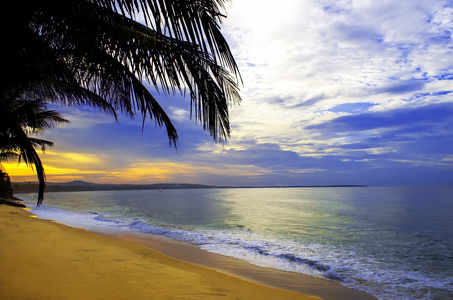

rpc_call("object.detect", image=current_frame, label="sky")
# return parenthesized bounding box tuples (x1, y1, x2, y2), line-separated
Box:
(5, 0, 453, 186)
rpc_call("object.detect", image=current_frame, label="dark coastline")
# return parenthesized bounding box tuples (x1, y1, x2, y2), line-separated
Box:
(12, 180, 367, 194)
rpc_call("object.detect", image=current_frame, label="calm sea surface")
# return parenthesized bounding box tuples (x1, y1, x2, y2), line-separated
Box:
(20, 186, 453, 300)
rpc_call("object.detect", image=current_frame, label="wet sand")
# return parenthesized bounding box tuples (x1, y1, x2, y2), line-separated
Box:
(0, 205, 375, 299)
(107, 233, 376, 300)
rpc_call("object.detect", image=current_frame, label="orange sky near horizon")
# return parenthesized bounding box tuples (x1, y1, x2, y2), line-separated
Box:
(2, 150, 269, 185)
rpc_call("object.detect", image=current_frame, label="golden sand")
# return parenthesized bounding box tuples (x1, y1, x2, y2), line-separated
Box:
(0, 205, 319, 300)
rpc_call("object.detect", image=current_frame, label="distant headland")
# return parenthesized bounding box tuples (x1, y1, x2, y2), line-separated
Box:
(11, 181, 367, 194)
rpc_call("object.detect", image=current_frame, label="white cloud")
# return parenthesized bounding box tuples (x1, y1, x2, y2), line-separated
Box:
(222, 0, 453, 158)
(168, 106, 189, 122)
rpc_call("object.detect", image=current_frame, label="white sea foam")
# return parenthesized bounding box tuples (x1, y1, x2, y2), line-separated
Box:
(31, 205, 130, 234)
(31, 205, 339, 279)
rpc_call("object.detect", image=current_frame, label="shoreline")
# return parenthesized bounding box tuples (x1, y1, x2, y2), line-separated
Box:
(0, 204, 375, 299)
(103, 232, 376, 300)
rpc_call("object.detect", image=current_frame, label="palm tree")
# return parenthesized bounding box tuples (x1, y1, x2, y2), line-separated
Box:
(3, 0, 241, 142)
(2, 0, 241, 205)
(0, 99, 70, 205)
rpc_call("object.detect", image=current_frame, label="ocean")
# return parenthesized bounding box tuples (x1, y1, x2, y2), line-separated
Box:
(19, 186, 453, 300)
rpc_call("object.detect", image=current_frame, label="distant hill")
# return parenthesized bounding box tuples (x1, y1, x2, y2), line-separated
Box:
(60, 180, 94, 185)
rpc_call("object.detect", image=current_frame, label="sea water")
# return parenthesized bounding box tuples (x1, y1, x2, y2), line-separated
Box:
(19, 186, 453, 300)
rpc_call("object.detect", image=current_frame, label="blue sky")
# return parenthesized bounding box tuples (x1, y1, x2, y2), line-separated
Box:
(6, 0, 453, 186)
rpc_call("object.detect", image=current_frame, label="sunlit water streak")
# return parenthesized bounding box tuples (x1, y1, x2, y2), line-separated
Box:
(20, 186, 453, 300)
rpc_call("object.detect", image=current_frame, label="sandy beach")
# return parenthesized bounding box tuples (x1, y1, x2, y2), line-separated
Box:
(0, 204, 375, 299)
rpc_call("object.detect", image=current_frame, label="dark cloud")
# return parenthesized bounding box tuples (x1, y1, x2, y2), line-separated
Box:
(337, 143, 374, 150)
(332, 22, 384, 45)
(304, 102, 453, 170)
(308, 102, 453, 132)
(291, 94, 327, 108)
(375, 79, 426, 94)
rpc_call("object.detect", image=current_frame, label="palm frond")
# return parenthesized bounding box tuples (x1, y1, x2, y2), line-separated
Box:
(0, 150, 19, 162)
(26, 0, 241, 142)
(10, 99, 70, 132)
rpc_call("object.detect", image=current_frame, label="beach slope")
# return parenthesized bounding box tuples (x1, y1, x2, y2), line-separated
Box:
(0, 205, 318, 299)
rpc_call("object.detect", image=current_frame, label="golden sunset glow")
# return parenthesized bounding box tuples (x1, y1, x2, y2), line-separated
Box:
(2, 161, 99, 183)
(45, 151, 102, 164)
(2, 162, 36, 177)
(3, 151, 272, 185)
